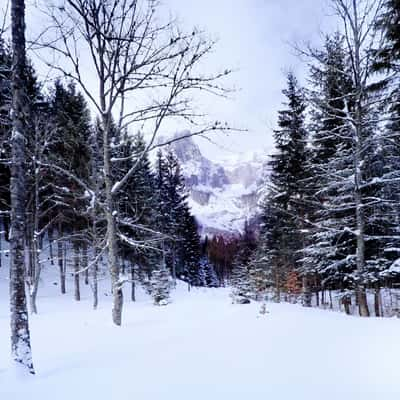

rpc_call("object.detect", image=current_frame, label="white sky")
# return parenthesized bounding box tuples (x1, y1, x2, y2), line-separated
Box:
(162, 0, 336, 161)
(17, 0, 340, 162)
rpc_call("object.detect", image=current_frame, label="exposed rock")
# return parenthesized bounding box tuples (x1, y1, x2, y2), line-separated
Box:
(191, 189, 212, 206)
(160, 131, 266, 234)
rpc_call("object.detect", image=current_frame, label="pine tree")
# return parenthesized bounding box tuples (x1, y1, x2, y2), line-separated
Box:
(250, 201, 281, 301)
(256, 72, 308, 300)
(301, 33, 356, 302)
(150, 267, 171, 305)
(116, 132, 159, 298)
(303, 1, 396, 316)
(230, 220, 257, 300)
(154, 149, 203, 288)
(374, 0, 400, 72)
(44, 81, 92, 296)
(373, 0, 400, 287)
(180, 208, 202, 287)
(201, 237, 220, 287)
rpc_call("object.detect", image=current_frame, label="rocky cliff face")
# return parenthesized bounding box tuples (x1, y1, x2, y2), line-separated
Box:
(163, 132, 266, 235)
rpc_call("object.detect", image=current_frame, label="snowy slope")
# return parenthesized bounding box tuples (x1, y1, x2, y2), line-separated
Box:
(160, 132, 267, 235)
(1, 270, 400, 399)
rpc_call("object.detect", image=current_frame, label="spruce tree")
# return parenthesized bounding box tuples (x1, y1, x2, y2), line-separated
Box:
(301, 34, 356, 300)
(256, 72, 308, 300)
(374, 0, 400, 72)
(44, 81, 92, 295)
(155, 149, 202, 287)
(117, 132, 159, 295)
(180, 208, 202, 287)
(201, 237, 220, 287)
(231, 220, 257, 300)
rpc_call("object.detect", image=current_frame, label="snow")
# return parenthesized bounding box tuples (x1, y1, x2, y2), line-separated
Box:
(1, 270, 400, 399)
(389, 258, 400, 274)
(188, 183, 257, 233)
(156, 131, 266, 234)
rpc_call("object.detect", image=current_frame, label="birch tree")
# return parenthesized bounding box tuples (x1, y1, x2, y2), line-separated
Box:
(9, 0, 34, 374)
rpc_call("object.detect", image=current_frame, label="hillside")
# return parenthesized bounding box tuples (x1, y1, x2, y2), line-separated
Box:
(161, 132, 267, 235)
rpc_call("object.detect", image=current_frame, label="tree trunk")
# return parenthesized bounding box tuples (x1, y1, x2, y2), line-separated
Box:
(275, 269, 281, 303)
(357, 287, 370, 317)
(302, 275, 312, 307)
(73, 240, 80, 301)
(4, 213, 10, 241)
(28, 122, 42, 315)
(82, 241, 89, 285)
(90, 125, 100, 310)
(48, 227, 54, 266)
(9, 0, 34, 374)
(92, 244, 99, 310)
(102, 114, 122, 325)
(352, 0, 369, 318)
(29, 232, 40, 315)
(374, 286, 381, 317)
(58, 225, 66, 294)
(131, 264, 136, 302)
(171, 246, 176, 283)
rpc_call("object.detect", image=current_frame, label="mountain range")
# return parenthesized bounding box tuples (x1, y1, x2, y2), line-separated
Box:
(160, 132, 267, 235)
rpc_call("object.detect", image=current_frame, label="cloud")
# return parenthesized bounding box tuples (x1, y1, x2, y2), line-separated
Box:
(164, 0, 333, 161)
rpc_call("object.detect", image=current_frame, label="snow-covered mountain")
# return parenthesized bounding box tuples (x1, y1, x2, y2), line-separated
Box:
(161, 132, 267, 235)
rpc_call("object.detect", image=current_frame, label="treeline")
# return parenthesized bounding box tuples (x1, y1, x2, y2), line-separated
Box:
(4, 0, 236, 374)
(231, 0, 400, 317)
(0, 37, 223, 311)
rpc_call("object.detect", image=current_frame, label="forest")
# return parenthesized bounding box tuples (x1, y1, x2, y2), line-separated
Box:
(1, 0, 400, 395)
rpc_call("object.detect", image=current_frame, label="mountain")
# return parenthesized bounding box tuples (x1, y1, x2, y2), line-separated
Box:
(160, 132, 266, 235)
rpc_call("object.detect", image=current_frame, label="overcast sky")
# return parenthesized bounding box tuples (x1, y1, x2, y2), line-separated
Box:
(162, 0, 336, 161)
(20, 0, 340, 162)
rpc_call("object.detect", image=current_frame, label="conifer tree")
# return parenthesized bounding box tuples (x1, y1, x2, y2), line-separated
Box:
(117, 132, 159, 298)
(301, 33, 356, 301)
(256, 72, 308, 300)
(302, 1, 393, 316)
(201, 237, 220, 288)
(154, 149, 202, 287)
(150, 267, 171, 305)
(374, 0, 400, 72)
(231, 220, 257, 300)
(44, 81, 92, 295)
(180, 208, 202, 287)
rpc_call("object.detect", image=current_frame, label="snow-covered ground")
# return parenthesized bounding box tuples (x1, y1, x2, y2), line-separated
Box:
(1, 271, 400, 399)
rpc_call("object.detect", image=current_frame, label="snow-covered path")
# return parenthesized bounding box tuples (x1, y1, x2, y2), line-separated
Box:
(1, 283, 399, 399)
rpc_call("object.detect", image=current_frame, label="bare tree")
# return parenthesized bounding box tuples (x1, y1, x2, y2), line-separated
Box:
(9, 0, 34, 374)
(36, 0, 234, 325)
